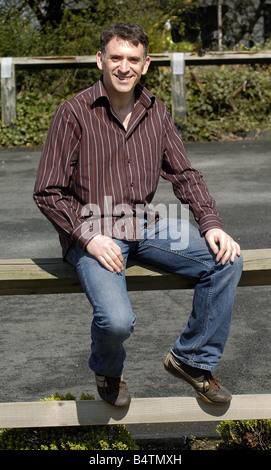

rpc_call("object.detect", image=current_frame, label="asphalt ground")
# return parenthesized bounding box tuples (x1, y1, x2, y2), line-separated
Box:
(0, 139, 270, 441)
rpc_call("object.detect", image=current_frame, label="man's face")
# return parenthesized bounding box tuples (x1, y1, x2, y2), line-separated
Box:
(96, 36, 150, 97)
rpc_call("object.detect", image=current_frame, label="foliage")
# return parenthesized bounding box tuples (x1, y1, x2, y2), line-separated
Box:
(0, 393, 138, 450)
(183, 63, 271, 141)
(0, 2, 270, 146)
(0, 1, 201, 57)
(0, 67, 101, 147)
(216, 419, 271, 450)
(1, 62, 270, 147)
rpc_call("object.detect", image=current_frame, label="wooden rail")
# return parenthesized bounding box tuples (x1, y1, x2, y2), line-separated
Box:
(0, 248, 270, 429)
(1, 395, 271, 429)
(0, 249, 270, 296)
(1, 51, 271, 125)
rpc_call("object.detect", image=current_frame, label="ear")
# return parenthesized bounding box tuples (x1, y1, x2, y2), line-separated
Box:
(96, 51, 103, 71)
(142, 56, 151, 76)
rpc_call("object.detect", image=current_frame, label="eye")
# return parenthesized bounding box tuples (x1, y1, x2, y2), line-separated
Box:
(110, 55, 121, 62)
(129, 57, 141, 64)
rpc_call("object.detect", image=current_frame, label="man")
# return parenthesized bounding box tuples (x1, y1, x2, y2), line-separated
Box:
(34, 22, 242, 407)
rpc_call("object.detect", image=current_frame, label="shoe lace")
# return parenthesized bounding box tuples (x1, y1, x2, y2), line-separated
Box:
(203, 371, 220, 391)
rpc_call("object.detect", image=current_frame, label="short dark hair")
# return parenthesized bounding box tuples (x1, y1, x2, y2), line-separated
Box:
(100, 22, 149, 59)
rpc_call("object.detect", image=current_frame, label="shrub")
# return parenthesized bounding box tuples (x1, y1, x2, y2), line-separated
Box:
(183, 64, 271, 141)
(216, 419, 271, 450)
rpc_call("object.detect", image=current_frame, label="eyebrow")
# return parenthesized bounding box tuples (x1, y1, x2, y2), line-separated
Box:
(108, 54, 142, 61)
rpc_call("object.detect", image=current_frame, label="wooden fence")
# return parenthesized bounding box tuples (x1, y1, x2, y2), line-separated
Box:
(1, 394, 271, 429)
(1, 51, 271, 430)
(1, 50, 271, 125)
(0, 249, 271, 429)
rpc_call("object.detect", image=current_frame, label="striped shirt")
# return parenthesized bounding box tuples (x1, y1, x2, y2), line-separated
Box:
(33, 77, 223, 257)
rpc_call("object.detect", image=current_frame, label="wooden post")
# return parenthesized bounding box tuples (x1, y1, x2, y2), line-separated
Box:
(170, 52, 186, 126)
(217, 0, 223, 51)
(1, 58, 17, 125)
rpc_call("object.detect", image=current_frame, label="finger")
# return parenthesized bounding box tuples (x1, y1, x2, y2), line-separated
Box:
(98, 255, 115, 272)
(220, 245, 233, 265)
(220, 241, 240, 265)
(98, 253, 122, 273)
(102, 250, 124, 273)
(112, 246, 124, 266)
(235, 242, 241, 257)
(215, 240, 227, 262)
(217, 249, 228, 264)
(230, 247, 237, 263)
(208, 239, 219, 256)
(101, 240, 124, 271)
(230, 242, 241, 263)
(216, 238, 231, 264)
(108, 249, 124, 271)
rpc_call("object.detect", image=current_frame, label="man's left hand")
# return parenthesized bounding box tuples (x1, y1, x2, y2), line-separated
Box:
(205, 228, 241, 265)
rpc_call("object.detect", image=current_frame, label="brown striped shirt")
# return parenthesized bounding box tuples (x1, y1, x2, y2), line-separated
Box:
(33, 78, 223, 257)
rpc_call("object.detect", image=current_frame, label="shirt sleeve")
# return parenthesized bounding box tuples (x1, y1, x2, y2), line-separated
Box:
(33, 103, 97, 251)
(161, 109, 223, 235)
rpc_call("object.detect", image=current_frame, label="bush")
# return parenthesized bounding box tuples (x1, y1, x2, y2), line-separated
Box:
(183, 63, 271, 141)
(0, 393, 138, 451)
(216, 419, 271, 450)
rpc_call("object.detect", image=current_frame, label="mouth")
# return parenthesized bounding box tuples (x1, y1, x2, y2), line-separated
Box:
(115, 75, 133, 82)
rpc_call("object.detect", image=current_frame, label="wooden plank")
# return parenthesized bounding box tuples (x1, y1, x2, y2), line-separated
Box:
(239, 248, 271, 286)
(0, 394, 270, 429)
(1, 52, 271, 125)
(184, 50, 271, 65)
(0, 258, 194, 295)
(0, 249, 270, 295)
(2, 51, 271, 69)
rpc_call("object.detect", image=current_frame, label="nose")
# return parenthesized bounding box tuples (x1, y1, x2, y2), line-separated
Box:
(119, 59, 130, 74)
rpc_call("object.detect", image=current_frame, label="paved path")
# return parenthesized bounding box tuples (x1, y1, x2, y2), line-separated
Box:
(0, 140, 270, 439)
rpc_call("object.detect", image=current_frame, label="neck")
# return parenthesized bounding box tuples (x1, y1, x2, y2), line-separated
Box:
(108, 90, 135, 113)
(106, 88, 136, 130)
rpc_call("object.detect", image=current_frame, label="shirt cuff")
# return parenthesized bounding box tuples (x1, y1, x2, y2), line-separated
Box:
(71, 219, 101, 251)
(198, 214, 224, 236)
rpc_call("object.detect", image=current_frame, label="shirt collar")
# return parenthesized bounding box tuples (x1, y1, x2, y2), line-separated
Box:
(90, 76, 155, 110)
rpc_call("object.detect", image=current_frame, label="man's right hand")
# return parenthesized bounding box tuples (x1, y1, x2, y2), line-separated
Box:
(86, 235, 124, 273)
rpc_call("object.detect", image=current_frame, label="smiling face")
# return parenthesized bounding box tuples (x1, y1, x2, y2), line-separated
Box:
(96, 36, 150, 100)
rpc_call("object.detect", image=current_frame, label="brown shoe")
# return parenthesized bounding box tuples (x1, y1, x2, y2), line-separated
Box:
(95, 374, 131, 407)
(164, 352, 232, 404)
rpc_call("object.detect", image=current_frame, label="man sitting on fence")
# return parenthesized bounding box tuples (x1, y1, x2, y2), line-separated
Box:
(33, 22, 243, 407)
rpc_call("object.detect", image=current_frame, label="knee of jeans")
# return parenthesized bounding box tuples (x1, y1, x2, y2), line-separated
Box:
(109, 320, 135, 341)
(93, 309, 136, 341)
(222, 252, 243, 280)
(232, 252, 243, 274)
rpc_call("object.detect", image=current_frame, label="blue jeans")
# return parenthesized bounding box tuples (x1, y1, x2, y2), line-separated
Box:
(66, 218, 243, 377)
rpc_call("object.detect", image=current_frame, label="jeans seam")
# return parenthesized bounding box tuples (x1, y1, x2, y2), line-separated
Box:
(190, 272, 214, 361)
(139, 241, 214, 270)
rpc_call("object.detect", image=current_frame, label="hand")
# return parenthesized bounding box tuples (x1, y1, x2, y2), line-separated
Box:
(86, 235, 124, 273)
(205, 228, 241, 265)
